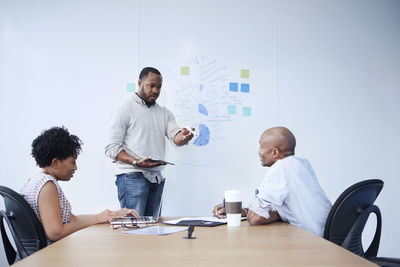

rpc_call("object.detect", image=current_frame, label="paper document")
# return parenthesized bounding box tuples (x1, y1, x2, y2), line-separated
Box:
(123, 226, 188, 235)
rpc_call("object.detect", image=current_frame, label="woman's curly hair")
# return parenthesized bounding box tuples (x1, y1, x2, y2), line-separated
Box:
(31, 126, 83, 168)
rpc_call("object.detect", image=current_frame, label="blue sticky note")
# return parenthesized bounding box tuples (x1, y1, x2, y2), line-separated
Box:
(227, 105, 236, 114)
(126, 83, 135, 92)
(242, 107, 251, 116)
(229, 83, 239, 92)
(241, 83, 250, 93)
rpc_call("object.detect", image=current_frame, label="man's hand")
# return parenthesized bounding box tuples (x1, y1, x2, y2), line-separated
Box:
(212, 203, 226, 219)
(174, 127, 195, 145)
(181, 127, 194, 143)
(136, 157, 167, 168)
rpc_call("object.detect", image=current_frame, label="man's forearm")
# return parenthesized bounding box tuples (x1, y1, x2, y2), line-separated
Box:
(247, 210, 280, 226)
(116, 150, 135, 165)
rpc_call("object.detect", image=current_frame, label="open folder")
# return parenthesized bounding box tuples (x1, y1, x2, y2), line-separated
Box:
(163, 216, 246, 227)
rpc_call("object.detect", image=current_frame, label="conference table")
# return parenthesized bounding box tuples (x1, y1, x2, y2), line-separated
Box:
(13, 219, 377, 267)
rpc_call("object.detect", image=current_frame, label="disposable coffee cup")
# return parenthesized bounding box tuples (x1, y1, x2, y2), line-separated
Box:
(224, 190, 242, 227)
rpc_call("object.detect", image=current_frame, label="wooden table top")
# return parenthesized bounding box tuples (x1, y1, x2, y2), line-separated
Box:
(13, 219, 377, 267)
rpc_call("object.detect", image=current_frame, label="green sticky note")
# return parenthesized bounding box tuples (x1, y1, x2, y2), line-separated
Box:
(181, 66, 190, 75)
(227, 105, 236, 115)
(126, 83, 135, 92)
(242, 107, 251, 116)
(240, 69, 249, 78)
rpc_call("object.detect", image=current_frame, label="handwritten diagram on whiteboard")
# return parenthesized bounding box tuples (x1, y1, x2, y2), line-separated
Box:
(158, 56, 252, 165)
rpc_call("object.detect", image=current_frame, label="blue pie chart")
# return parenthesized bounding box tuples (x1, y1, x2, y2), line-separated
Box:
(193, 124, 210, 146)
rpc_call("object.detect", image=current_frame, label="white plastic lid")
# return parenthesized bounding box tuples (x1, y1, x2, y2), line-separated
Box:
(224, 190, 242, 202)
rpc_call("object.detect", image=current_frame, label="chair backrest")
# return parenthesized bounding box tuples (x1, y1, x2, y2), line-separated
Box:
(323, 179, 383, 257)
(0, 185, 47, 265)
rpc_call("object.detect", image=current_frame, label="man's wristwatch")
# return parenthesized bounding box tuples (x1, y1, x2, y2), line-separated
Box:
(132, 160, 138, 167)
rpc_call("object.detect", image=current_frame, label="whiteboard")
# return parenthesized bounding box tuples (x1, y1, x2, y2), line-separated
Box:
(1, 1, 400, 261)
(137, 0, 277, 214)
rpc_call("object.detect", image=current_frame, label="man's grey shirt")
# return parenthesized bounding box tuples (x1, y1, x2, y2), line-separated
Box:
(105, 93, 181, 183)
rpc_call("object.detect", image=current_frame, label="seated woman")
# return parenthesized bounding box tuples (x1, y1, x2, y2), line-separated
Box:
(20, 126, 139, 244)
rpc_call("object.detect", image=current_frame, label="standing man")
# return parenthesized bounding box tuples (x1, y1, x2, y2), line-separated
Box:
(105, 67, 193, 217)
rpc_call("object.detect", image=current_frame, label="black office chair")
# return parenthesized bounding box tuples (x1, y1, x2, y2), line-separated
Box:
(0, 185, 47, 265)
(324, 179, 400, 267)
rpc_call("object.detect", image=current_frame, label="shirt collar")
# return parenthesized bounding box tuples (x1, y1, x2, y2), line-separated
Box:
(133, 92, 155, 107)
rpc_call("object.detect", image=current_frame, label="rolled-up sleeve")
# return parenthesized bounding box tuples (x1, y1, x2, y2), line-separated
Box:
(248, 167, 288, 219)
(105, 103, 129, 160)
(164, 108, 181, 142)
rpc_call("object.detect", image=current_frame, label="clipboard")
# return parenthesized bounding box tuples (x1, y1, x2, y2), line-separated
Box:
(148, 159, 175, 165)
(162, 216, 245, 227)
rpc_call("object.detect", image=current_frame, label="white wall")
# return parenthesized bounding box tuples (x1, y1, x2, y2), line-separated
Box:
(276, 0, 400, 257)
(1, 0, 399, 265)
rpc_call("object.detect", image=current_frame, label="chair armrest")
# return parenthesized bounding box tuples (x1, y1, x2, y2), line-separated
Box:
(369, 256, 400, 267)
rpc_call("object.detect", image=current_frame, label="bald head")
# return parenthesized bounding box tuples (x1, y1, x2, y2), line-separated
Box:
(261, 127, 296, 157)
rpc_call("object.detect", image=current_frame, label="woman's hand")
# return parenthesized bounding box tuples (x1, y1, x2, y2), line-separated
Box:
(95, 208, 139, 223)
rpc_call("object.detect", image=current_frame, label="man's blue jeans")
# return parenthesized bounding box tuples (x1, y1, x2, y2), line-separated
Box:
(115, 172, 164, 217)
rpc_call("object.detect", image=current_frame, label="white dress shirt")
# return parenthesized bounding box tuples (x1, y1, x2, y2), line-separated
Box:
(248, 156, 332, 236)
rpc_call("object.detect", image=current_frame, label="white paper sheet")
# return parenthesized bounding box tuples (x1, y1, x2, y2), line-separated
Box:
(123, 226, 188, 235)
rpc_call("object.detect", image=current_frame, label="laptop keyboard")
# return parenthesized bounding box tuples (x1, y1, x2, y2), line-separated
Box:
(110, 216, 157, 229)
(133, 216, 156, 223)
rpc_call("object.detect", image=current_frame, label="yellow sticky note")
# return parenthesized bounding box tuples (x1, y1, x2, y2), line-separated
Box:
(240, 69, 249, 78)
(181, 66, 190, 75)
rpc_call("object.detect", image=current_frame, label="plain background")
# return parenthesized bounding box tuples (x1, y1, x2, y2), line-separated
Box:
(1, 0, 399, 265)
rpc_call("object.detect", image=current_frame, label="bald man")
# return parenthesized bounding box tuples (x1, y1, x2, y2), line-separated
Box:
(213, 127, 332, 236)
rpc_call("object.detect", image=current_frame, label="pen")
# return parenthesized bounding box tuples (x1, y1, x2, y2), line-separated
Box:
(184, 126, 195, 135)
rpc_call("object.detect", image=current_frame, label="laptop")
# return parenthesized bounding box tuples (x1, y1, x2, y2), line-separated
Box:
(109, 216, 157, 228)
(109, 190, 163, 228)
